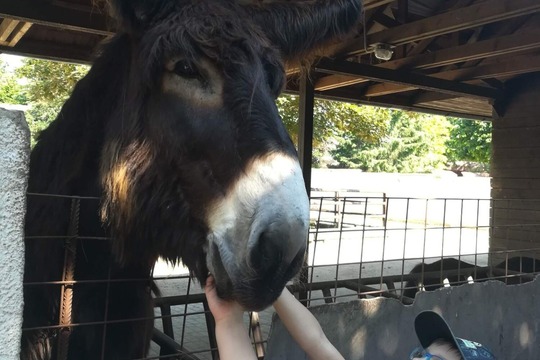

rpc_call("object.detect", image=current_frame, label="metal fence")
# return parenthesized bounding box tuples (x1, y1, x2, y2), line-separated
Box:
(22, 192, 540, 359)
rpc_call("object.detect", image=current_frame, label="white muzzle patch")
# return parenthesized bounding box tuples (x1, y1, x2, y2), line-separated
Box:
(206, 152, 309, 272)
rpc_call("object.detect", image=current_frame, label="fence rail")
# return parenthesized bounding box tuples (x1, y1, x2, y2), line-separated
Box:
(21, 192, 540, 359)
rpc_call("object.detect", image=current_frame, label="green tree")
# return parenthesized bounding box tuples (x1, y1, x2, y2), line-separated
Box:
(445, 118, 492, 167)
(16, 59, 89, 146)
(332, 110, 451, 172)
(277, 94, 388, 167)
(0, 60, 27, 105)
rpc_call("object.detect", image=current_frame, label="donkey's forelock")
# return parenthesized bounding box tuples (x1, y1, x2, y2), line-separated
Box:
(136, 2, 282, 88)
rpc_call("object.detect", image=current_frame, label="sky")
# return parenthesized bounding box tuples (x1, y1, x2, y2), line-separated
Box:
(0, 54, 24, 72)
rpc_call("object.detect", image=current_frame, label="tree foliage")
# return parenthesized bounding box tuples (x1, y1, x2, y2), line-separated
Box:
(277, 94, 388, 166)
(332, 111, 451, 172)
(0, 60, 27, 105)
(445, 118, 492, 165)
(0, 57, 492, 172)
(16, 59, 89, 146)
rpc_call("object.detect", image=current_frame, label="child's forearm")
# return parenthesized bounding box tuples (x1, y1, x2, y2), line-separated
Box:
(273, 289, 345, 360)
(215, 316, 257, 360)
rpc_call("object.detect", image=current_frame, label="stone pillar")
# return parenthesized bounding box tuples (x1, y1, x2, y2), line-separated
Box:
(0, 108, 30, 359)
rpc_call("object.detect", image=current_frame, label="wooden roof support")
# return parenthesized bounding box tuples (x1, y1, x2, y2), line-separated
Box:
(297, 72, 315, 196)
(314, 58, 503, 100)
(0, 40, 92, 64)
(8, 22, 33, 47)
(0, 18, 19, 43)
(310, 87, 493, 121)
(316, 28, 540, 91)
(364, 0, 396, 10)
(0, 0, 112, 36)
(341, 0, 540, 56)
(364, 54, 540, 97)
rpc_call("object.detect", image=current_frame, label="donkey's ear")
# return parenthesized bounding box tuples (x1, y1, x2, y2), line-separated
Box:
(245, 0, 362, 61)
(107, 0, 161, 31)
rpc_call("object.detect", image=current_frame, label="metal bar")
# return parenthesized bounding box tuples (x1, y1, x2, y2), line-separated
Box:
(202, 300, 219, 360)
(151, 329, 202, 360)
(250, 312, 265, 359)
(159, 305, 177, 359)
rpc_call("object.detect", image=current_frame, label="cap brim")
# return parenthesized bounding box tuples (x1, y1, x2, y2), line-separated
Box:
(414, 311, 464, 357)
(414, 311, 496, 360)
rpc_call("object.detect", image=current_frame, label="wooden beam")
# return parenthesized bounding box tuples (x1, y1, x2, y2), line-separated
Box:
(0, 40, 92, 64)
(372, 13, 400, 29)
(298, 72, 314, 196)
(364, 82, 417, 97)
(390, 29, 540, 69)
(8, 22, 32, 47)
(316, 29, 540, 91)
(314, 58, 503, 100)
(364, 0, 396, 10)
(0, 0, 113, 36)
(341, 0, 540, 56)
(413, 92, 459, 105)
(364, 54, 540, 97)
(0, 18, 19, 43)
(308, 88, 493, 121)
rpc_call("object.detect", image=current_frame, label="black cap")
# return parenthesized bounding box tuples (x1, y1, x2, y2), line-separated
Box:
(414, 311, 496, 360)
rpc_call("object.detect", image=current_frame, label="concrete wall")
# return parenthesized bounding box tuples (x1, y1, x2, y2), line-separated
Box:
(491, 74, 540, 263)
(266, 277, 540, 359)
(0, 108, 30, 359)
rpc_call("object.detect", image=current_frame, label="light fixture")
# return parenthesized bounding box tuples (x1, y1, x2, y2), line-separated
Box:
(372, 43, 394, 61)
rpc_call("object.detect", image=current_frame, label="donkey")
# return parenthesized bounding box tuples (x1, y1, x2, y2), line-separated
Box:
(402, 259, 486, 299)
(21, 0, 362, 359)
(403, 256, 540, 299)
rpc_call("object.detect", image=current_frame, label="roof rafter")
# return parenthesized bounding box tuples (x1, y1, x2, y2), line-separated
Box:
(306, 87, 493, 121)
(316, 28, 540, 91)
(314, 58, 503, 100)
(0, 0, 112, 36)
(0, 40, 93, 64)
(0, 18, 19, 43)
(340, 0, 540, 56)
(364, 54, 540, 97)
(363, 0, 396, 10)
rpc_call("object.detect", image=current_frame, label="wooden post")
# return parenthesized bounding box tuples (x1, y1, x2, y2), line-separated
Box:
(298, 71, 314, 196)
(297, 71, 315, 305)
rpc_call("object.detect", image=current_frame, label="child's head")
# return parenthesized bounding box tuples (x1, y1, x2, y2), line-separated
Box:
(410, 338, 462, 359)
(427, 339, 463, 360)
(410, 311, 496, 360)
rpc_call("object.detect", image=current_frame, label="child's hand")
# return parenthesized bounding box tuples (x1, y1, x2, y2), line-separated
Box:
(204, 275, 245, 324)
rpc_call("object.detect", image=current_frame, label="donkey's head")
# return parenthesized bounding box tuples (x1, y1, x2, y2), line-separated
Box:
(101, 0, 361, 310)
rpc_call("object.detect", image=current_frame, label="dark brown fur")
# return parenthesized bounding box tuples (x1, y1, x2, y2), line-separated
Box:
(22, 1, 361, 359)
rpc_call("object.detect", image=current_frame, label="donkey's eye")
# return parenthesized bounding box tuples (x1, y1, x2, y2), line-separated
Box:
(264, 60, 285, 97)
(173, 60, 200, 79)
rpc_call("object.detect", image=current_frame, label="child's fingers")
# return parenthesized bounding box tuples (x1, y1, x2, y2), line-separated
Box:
(205, 275, 215, 288)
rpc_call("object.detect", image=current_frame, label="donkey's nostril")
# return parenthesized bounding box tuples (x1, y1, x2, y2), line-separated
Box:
(250, 231, 283, 273)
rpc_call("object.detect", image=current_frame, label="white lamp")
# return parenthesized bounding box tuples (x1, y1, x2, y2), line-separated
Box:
(372, 43, 394, 61)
